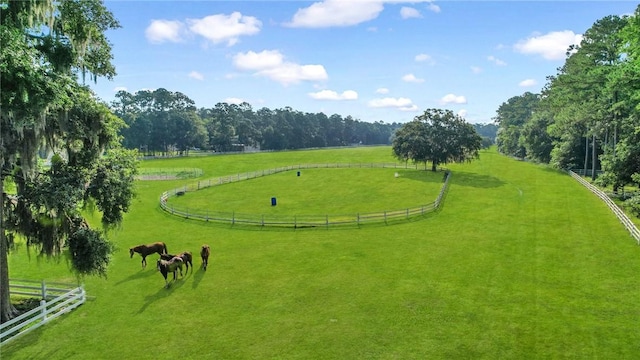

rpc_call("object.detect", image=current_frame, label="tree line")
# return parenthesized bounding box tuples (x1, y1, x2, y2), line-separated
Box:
(494, 7, 640, 217)
(111, 89, 405, 155)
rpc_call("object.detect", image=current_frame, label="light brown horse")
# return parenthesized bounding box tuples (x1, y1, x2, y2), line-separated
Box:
(130, 242, 168, 268)
(200, 245, 210, 271)
(160, 251, 193, 272)
(156, 256, 183, 288)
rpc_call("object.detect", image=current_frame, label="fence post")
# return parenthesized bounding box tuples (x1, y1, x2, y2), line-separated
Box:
(406, 208, 409, 219)
(232, 211, 235, 225)
(41, 280, 46, 299)
(357, 213, 360, 225)
(326, 215, 329, 228)
(40, 299, 47, 322)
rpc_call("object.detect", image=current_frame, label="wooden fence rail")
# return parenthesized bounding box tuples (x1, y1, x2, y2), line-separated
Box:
(0, 280, 86, 347)
(159, 163, 450, 228)
(569, 170, 640, 244)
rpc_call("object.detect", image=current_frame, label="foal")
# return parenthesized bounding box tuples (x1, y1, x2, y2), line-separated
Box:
(200, 245, 211, 271)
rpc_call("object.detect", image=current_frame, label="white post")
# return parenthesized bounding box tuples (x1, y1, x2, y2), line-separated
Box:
(40, 299, 47, 321)
(41, 280, 46, 299)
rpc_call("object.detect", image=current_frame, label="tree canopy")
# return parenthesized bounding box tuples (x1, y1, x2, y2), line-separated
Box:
(111, 89, 404, 155)
(493, 7, 640, 216)
(1, 0, 137, 322)
(392, 109, 482, 171)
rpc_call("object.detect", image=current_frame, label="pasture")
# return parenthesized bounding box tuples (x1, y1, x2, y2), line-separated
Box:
(4, 146, 640, 359)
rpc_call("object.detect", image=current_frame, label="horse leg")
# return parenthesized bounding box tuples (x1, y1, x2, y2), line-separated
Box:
(161, 271, 169, 288)
(141, 256, 146, 269)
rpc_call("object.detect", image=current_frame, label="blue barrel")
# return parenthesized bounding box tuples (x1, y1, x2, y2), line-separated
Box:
(271, 197, 277, 206)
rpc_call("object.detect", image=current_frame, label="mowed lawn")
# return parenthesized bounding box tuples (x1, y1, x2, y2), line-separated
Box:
(166, 168, 445, 216)
(4, 146, 640, 359)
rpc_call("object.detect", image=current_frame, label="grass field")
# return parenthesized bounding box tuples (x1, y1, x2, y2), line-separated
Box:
(166, 167, 445, 216)
(4, 146, 640, 359)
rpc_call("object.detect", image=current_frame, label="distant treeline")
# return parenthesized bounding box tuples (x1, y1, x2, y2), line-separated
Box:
(111, 89, 497, 155)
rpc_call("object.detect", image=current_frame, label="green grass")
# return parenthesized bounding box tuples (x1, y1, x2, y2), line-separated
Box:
(4, 146, 640, 359)
(166, 168, 444, 216)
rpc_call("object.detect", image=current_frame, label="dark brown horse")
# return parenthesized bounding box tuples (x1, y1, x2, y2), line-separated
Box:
(200, 245, 210, 271)
(160, 251, 193, 272)
(156, 256, 184, 288)
(130, 242, 168, 268)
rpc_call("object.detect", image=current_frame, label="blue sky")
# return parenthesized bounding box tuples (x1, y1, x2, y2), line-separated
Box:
(89, 1, 637, 124)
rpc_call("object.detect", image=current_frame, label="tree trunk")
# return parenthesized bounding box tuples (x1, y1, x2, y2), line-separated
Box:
(591, 133, 597, 181)
(583, 136, 589, 176)
(0, 176, 18, 323)
(431, 161, 437, 172)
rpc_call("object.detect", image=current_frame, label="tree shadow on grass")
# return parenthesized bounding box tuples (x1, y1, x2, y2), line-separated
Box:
(136, 275, 186, 315)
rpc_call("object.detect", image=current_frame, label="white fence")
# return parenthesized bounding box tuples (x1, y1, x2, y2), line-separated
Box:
(569, 170, 640, 244)
(0, 280, 86, 346)
(160, 163, 451, 228)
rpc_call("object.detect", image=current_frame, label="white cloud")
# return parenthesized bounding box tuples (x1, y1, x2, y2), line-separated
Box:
(225, 97, 246, 104)
(440, 93, 467, 105)
(519, 79, 537, 87)
(233, 50, 285, 71)
(188, 71, 204, 81)
(457, 109, 468, 118)
(285, 0, 384, 28)
(487, 55, 507, 66)
(308, 89, 358, 100)
(145, 20, 186, 44)
(400, 7, 422, 19)
(415, 53, 436, 66)
(402, 73, 425, 83)
(285, 0, 434, 28)
(427, 1, 441, 13)
(514, 30, 583, 60)
(470, 66, 482, 74)
(258, 63, 328, 85)
(414, 53, 434, 64)
(375, 87, 390, 94)
(233, 50, 328, 85)
(187, 12, 261, 46)
(368, 97, 418, 111)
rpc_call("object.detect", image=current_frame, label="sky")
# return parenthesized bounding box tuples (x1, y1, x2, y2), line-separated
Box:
(88, 1, 638, 124)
